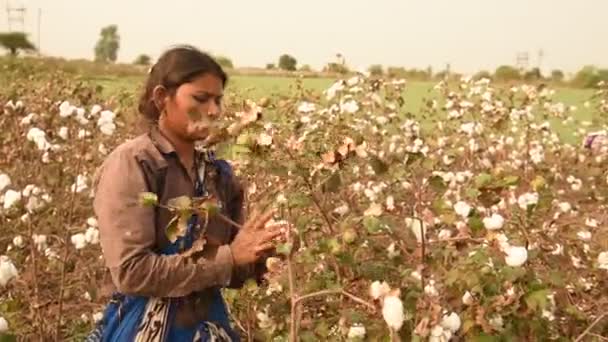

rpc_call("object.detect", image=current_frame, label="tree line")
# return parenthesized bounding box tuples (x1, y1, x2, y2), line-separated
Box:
(1, 27, 606, 88)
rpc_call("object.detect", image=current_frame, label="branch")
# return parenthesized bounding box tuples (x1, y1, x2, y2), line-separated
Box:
(426, 236, 486, 244)
(293, 289, 376, 312)
(575, 313, 607, 342)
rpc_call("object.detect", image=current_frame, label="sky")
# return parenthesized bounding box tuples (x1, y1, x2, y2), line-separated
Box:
(2, 0, 607, 75)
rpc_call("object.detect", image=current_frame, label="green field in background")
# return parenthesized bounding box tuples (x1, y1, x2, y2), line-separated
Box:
(91, 74, 599, 144)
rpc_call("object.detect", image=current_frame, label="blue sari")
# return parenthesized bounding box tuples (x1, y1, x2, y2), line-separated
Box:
(87, 154, 240, 342)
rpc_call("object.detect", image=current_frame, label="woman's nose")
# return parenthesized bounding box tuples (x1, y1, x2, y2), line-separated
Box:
(207, 101, 220, 117)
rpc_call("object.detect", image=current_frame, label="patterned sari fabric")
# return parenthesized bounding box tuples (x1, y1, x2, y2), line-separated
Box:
(87, 151, 238, 342)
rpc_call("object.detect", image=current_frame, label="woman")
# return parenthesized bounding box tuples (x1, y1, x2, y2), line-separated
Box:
(88, 45, 283, 341)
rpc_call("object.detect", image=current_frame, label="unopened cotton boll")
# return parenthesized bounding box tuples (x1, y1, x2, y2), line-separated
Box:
(505, 245, 528, 267)
(382, 294, 405, 331)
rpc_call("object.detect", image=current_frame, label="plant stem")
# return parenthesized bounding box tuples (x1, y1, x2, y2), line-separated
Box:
(293, 289, 376, 312)
(286, 220, 297, 342)
(55, 148, 85, 341)
(28, 218, 44, 339)
(574, 313, 607, 342)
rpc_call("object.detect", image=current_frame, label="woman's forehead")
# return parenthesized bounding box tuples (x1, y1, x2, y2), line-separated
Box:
(183, 73, 224, 95)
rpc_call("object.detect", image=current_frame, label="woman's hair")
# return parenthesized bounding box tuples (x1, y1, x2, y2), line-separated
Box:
(138, 45, 228, 122)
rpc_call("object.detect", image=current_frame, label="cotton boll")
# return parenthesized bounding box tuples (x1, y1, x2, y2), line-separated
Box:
(483, 213, 505, 230)
(505, 246, 528, 266)
(58, 127, 69, 140)
(0, 256, 18, 287)
(71, 234, 87, 250)
(462, 291, 474, 305)
(3, 190, 21, 210)
(87, 217, 98, 228)
(85, 227, 100, 245)
(347, 325, 366, 339)
(382, 294, 405, 331)
(0, 317, 8, 332)
(12, 236, 24, 249)
(92, 312, 103, 323)
(454, 201, 472, 218)
(0, 173, 11, 192)
(598, 251, 608, 270)
(441, 312, 462, 333)
(370, 281, 390, 300)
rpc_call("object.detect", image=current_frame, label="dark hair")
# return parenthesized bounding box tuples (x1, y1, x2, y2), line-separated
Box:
(138, 45, 228, 122)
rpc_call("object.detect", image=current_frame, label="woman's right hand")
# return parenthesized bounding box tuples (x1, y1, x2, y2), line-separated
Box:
(229, 209, 285, 266)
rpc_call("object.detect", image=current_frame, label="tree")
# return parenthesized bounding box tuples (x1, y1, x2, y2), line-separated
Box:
(278, 54, 297, 71)
(0, 32, 36, 56)
(523, 67, 543, 82)
(300, 64, 312, 72)
(571, 65, 600, 88)
(325, 63, 349, 74)
(551, 69, 565, 83)
(368, 64, 383, 76)
(494, 65, 521, 82)
(214, 55, 234, 69)
(133, 54, 151, 66)
(266, 63, 275, 70)
(474, 70, 493, 81)
(94, 25, 120, 63)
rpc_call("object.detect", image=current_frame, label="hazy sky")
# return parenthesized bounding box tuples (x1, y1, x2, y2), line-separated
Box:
(3, 0, 607, 74)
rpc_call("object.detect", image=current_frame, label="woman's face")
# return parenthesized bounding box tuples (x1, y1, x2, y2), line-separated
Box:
(160, 72, 224, 143)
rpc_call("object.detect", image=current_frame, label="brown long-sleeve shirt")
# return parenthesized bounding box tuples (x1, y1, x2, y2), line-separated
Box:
(93, 127, 263, 327)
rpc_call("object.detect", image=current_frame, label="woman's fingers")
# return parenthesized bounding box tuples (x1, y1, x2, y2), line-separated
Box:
(254, 242, 275, 254)
(253, 208, 277, 230)
(262, 227, 284, 242)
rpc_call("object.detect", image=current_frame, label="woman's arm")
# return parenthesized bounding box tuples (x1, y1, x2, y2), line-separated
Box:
(94, 148, 234, 298)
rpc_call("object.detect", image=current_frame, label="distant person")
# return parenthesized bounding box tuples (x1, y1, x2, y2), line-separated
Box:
(87, 45, 284, 341)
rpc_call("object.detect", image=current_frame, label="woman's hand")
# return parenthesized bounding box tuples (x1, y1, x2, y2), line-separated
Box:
(229, 209, 286, 266)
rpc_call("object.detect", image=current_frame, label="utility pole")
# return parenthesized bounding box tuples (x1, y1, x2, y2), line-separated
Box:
(537, 49, 544, 70)
(516, 52, 529, 72)
(37, 8, 41, 55)
(6, 1, 26, 32)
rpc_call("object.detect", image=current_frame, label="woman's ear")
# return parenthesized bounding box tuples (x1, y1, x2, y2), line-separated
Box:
(152, 85, 168, 114)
